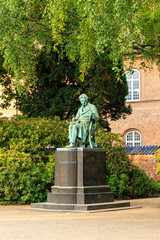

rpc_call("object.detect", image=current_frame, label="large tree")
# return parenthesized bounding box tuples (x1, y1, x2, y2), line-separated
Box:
(0, 50, 131, 128)
(0, 0, 159, 126)
(0, 0, 159, 83)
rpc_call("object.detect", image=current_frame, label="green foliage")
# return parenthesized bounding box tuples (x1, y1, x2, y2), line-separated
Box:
(0, 0, 159, 83)
(0, 116, 68, 150)
(1, 1, 135, 127)
(0, 149, 55, 204)
(96, 129, 160, 199)
(0, 116, 68, 204)
(155, 149, 160, 176)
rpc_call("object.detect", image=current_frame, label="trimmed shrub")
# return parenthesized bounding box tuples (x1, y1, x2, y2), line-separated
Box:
(0, 116, 68, 150)
(0, 116, 68, 204)
(0, 149, 55, 204)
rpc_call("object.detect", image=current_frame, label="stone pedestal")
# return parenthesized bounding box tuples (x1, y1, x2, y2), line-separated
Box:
(31, 148, 132, 212)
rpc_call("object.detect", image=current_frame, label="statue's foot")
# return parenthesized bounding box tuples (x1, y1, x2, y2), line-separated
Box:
(66, 143, 75, 148)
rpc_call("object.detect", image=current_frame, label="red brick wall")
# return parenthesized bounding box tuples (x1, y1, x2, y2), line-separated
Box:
(124, 58, 160, 101)
(109, 59, 160, 146)
(128, 154, 160, 181)
(109, 102, 160, 146)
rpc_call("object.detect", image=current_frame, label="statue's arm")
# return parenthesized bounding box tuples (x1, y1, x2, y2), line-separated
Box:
(73, 108, 80, 121)
(91, 105, 99, 121)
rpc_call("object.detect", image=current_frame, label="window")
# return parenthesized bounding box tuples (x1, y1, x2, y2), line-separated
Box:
(125, 69, 140, 101)
(126, 131, 141, 147)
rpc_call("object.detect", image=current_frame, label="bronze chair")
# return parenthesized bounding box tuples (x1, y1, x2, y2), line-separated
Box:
(88, 118, 98, 148)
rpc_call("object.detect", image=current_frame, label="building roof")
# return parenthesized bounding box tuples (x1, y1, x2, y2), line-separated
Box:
(124, 145, 160, 155)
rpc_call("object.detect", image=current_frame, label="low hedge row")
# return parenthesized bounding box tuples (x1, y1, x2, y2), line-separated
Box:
(0, 116, 159, 204)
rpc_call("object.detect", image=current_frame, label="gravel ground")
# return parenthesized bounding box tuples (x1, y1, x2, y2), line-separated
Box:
(0, 198, 160, 240)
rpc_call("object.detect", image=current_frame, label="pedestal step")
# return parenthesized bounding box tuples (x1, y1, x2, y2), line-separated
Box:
(47, 191, 114, 204)
(31, 201, 134, 212)
(48, 185, 114, 204)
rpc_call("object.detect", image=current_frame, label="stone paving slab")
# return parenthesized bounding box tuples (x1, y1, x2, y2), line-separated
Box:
(0, 198, 160, 240)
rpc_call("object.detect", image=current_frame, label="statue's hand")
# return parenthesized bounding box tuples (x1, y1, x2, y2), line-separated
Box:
(89, 114, 94, 121)
(72, 117, 76, 121)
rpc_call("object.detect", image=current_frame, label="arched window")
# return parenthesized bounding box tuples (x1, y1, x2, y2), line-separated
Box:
(125, 69, 140, 101)
(126, 131, 141, 147)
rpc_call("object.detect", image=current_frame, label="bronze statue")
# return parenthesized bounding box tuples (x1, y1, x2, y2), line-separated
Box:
(66, 94, 99, 148)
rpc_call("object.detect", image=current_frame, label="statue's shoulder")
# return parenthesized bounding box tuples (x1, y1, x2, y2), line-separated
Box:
(78, 105, 83, 111)
(88, 102, 97, 109)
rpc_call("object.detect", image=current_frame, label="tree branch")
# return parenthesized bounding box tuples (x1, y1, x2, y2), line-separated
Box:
(59, 30, 80, 35)
(133, 43, 155, 51)
(65, 10, 82, 21)
(25, 18, 51, 31)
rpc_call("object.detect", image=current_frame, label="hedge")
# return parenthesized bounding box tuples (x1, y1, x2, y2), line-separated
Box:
(0, 116, 68, 204)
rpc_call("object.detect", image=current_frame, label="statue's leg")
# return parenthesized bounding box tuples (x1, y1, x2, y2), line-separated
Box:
(71, 124, 79, 144)
(68, 124, 73, 143)
(66, 123, 79, 147)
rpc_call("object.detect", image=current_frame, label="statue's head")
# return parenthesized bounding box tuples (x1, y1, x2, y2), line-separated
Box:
(79, 94, 88, 106)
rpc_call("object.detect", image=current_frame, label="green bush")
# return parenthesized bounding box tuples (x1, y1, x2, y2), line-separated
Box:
(0, 149, 55, 204)
(0, 117, 159, 204)
(155, 149, 160, 175)
(96, 129, 160, 199)
(0, 116, 68, 150)
(0, 116, 68, 204)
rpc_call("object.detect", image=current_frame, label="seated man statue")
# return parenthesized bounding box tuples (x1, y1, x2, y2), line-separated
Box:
(66, 94, 99, 148)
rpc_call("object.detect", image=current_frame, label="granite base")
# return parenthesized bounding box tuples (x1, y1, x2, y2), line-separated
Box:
(31, 148, 131, 212)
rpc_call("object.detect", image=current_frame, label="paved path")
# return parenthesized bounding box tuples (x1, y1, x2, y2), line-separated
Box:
(0, 198, 160, 240)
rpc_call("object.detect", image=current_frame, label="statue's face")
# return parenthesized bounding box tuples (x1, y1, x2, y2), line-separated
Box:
(79, 97, 87, 106)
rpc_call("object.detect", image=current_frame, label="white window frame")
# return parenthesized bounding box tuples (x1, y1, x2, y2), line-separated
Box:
(125, 130, 141, 147)
(125, 69, 140, 102)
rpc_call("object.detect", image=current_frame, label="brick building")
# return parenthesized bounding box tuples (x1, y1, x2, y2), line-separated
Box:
(109, 59, 160, 180)
(109, 58, 160, 147)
